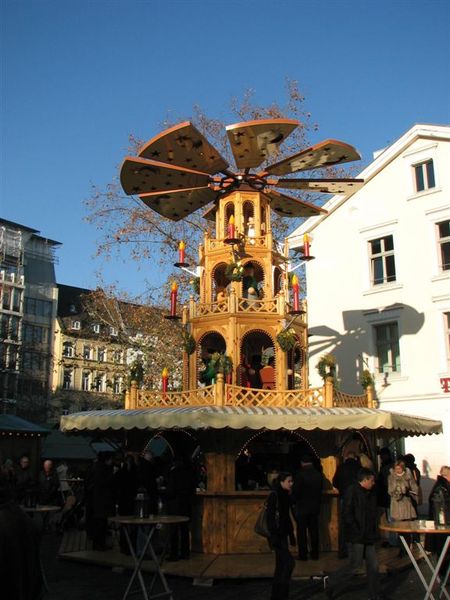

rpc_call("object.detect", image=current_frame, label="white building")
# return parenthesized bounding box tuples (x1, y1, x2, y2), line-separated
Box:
(289, 124, 450, 485)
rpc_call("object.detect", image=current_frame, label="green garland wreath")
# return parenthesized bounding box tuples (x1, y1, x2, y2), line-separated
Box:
(181, 327, 196, 355)
(360, 369, 374, 389)
(316, 353, 336, 380)
(225, 262, 244, 282)
(276, 328, 297, 352)
(209, 352, 233, 375)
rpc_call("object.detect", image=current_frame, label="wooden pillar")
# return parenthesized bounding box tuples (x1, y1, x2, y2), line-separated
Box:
(366, 384, 376, 408)
(215, 373, 224, 406)
(129, 380, 138, 409)
(324, 376, 334, 407)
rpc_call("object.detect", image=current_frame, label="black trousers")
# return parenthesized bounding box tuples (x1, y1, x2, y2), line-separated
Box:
(169, 521, 190, 558)
(296, 512, 319, 558)
(271, 537, 295, 600)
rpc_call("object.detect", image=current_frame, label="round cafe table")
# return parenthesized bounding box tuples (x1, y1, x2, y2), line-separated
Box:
(380, 520, 450, 600)
(109, 514, 189, 600)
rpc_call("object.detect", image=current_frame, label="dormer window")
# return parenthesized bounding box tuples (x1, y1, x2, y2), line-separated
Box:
(92, 323, 100, 334)
(414, 159, 435, 192)
(109, 326, 118, 336)
(71, 320, 81, 330)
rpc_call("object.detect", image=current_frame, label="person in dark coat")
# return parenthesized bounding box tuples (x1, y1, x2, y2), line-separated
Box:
(138, 451, 159, 515)
(267, 472, 296, 600)
(292, 455, 323, 560)
(38, 460, 60, 506)
(332, 451, 360, 558)
(114, 454, 139, 554)
(165, 456, 196, 560)
(15, 454, 35, 505)
(87, 452, 115, 551)
(425, 465, 450, 574)
(326, 468, 383, 600)
(0, 473, 43, 600)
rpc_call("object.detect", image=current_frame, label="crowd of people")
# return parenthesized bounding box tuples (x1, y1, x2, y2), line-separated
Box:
(264, 448, 450, 600)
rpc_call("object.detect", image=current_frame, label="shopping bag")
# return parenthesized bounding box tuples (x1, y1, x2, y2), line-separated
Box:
(254, 502, 270, 538)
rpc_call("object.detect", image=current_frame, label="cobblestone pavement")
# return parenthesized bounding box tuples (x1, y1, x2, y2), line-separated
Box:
(42, 533, 433, 600)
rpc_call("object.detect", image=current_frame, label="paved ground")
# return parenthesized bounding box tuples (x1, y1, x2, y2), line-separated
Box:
(42, 533, 434, 600)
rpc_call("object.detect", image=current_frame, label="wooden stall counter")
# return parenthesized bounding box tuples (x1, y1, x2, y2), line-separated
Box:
(192, 489, 338, 554)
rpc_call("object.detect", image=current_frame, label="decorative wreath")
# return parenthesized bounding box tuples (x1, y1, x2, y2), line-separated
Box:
(190, 277, 200, 296)
(225, 261, 244, 282)
(276, 328, 297, 352)
(181, 327, 196, 355)
(316, 353, 336, 380)
(209, 352, 233, 375)
(360, 369, 374, 389)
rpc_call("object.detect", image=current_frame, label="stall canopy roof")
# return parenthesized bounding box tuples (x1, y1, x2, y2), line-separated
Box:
(60, 406, 442, 437)
(0, 414, 50, 435)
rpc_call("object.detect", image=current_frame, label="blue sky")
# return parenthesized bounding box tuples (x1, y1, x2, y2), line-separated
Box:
(1, 0, 449, 295)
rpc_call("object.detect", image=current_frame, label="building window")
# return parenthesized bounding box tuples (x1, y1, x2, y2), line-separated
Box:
(97, 348, 106, 362)
(71, 320, 81, 330)
(82, 371, 91, 391)
(414, 159, 435, 192)
(437, 220, 450, 271)
(92, 323, 100, 334)
(369, 235, 396, 285)
(113, 350, 122, 364)
(374, 322, 401, 373)
(24, 297, 52, 317)
(83, 345, 92, 360)
(445, 313, 450, 361)
(109, 327, 118, 336)
(113, 377, 122, 394)
(63, 368, 73, 390)
(94, 373, 106, 392)
(62, 342, 74, 358)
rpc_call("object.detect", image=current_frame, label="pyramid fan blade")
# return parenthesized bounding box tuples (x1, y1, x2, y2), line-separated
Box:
(266, 139, 361, 175)
(120, 156, 211, 196)
(276, 178, 364, 194)
(265, 190, 327, 218)
(139, 187, 217, 221)
(138, 121, 229, 174)
(226, 119, 299, 170)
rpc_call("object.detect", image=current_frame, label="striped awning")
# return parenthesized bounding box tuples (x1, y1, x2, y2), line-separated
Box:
(60, 406, 442, 437)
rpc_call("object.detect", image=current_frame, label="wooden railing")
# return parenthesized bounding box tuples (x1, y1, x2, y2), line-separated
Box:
(224, 384, 324, 408)
(125, 375, 373, 410)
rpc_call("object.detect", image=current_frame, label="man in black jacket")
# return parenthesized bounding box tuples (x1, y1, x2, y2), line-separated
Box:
(332, 451, 360, 558)
(292, 455, 323, 560)
(326, 468, 383, 600)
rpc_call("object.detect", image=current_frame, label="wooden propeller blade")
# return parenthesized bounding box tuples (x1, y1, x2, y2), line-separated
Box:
(138, 121, 229, 175)
(276, 178, 364, 194)
(226, 119, 299, 170)
(139, 186, 217, 221)
(265, 190, 327, 218)
(120, 156, 212, 196)
(266, 139, 361, 175)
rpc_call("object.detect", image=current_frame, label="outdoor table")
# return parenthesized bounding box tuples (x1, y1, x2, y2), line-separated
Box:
(380, 520, 450, 600)
(109, 514, 189, 600)
(20, 505, 62, 591)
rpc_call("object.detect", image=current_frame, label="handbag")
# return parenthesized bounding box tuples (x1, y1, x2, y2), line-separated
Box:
(254, 492, 278, 538)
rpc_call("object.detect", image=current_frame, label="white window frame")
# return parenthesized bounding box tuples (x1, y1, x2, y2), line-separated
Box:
(83, 345, 92, 360)
(71, 320, 81, 330)
(109, 326, 118, 336)
(369, 234, 396, 286)
(63, 368, 73, 390)
(373, 321, 401, 374)
(97, 347, 106, 362)
(113, 377, 122, 394)
(82, 371, 91, 392)
(92, 323, 100, 334)
(63, 342, 74, 358)
(437, 219, 450, 272)
(413, 159, 436, 193)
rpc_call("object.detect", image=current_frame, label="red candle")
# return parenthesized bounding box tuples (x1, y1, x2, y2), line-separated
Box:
(162, 367, 168, 392)
(228, 215, 235, 238)
(292, 274, 300, 311)
(170, 281, 178, 316)
(178, 240, 185, 264)
(303, 233, 310, 258)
